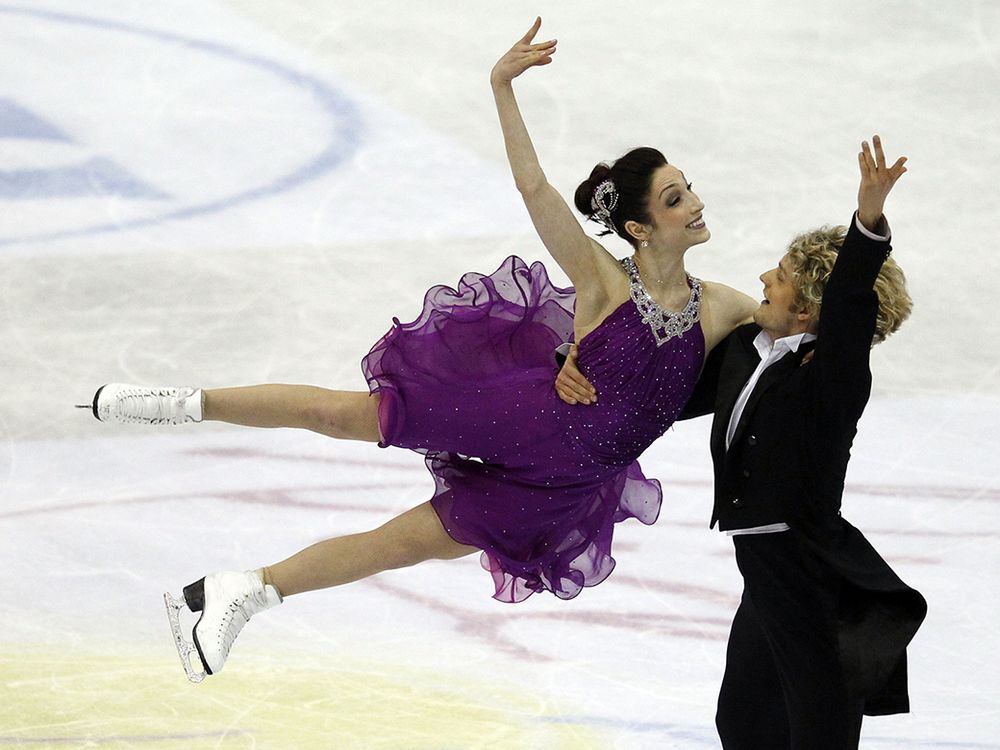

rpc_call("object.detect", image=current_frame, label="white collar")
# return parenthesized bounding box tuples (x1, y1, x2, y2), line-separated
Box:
(753, 330, 817, 361)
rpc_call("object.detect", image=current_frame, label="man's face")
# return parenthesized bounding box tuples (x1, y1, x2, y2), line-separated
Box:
(753, 254, 815, 339)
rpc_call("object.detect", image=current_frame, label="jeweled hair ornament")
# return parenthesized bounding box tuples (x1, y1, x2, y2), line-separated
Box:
(590, 179, 619, 232)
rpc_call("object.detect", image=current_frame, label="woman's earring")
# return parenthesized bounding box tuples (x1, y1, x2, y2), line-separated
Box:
(640, 240, 649, 249)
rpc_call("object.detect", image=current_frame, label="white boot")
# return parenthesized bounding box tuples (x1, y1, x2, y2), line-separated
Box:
(164, 570, 282, 682)
(91, 384, 203, 425)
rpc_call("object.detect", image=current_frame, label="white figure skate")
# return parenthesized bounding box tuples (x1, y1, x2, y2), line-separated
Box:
(164, 571, 282, 683)
(86, 384, 203, 425)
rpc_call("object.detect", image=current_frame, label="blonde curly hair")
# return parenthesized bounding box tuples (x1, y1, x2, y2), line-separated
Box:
(785, 225, 912, 346)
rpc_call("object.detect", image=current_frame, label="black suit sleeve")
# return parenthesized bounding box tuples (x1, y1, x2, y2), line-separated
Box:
(678, 331, 730, 420)
(811, 214, 892, 425)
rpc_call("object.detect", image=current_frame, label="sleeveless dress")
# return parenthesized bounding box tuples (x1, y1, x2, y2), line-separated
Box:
(362, 255, 705, 602)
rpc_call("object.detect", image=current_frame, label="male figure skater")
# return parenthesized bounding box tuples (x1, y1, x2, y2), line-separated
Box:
(556, 135, 926, 749)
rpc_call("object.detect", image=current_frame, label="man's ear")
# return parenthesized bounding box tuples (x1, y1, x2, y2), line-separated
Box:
(797, 304, 819, 332)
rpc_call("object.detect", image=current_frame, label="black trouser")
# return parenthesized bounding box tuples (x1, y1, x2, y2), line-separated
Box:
(716, 532, 864, 750)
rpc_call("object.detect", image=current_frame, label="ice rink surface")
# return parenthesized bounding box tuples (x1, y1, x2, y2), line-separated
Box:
(1, 1, 998, 747)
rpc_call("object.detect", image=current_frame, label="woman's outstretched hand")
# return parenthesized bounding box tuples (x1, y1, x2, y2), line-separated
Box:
(857, 135, 907, 233)
(490, 17, 557, 88)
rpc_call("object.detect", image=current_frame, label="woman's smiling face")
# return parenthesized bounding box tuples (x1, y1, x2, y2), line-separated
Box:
(631, 164, 710, 250)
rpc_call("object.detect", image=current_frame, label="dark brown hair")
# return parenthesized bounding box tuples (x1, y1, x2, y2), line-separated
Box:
(573, 147, 669, 248)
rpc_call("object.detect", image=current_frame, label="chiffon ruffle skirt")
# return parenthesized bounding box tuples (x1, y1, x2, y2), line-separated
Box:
(362, 256, 662, 603)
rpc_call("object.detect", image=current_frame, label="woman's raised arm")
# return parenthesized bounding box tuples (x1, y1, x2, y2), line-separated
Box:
(491, 18, 608, 290)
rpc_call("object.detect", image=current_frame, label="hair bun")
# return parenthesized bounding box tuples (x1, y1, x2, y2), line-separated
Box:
(574, 163, 612, 216)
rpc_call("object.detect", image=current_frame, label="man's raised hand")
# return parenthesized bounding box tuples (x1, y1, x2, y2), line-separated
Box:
(857, 134, 907, 232)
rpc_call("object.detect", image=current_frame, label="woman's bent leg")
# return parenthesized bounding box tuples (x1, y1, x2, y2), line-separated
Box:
(204, 385, 381, 442)
(265, 501, 476, 597)
(168, 502, 474, 680)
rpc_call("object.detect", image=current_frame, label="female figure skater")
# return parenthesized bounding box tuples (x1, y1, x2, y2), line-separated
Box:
(89, 19, 756, 682)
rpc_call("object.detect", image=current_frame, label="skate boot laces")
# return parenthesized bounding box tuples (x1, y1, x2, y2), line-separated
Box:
(165, 571, 282, 681)
(212, 581, 275, 664)
(92, 384, 202, 425)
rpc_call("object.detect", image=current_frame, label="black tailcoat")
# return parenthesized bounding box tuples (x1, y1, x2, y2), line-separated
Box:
(682, 217, 926, 715)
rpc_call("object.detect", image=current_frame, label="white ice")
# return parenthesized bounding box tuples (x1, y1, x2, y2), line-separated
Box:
(1, 1, 998, 747)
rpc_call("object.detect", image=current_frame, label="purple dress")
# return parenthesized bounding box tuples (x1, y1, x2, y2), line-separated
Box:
(362, 255, 705, 602)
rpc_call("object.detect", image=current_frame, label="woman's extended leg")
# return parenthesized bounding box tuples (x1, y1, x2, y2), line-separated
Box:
(204, 385, 381, 442)
(91, 382, 382, 442)
(168, 502, 476, 680)
(264, 500, 477, 596)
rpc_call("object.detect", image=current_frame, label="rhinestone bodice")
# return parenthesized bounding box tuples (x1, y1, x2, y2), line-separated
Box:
(364, 254, 706, 602)
(620, 257, 702, 346)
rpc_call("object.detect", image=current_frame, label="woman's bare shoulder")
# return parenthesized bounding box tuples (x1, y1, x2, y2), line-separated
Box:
(701, 280, 756, 318)
(698, 280, 757, 350)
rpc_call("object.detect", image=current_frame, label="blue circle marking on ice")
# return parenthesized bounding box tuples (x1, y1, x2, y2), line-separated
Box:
(0, 5, 363, 246)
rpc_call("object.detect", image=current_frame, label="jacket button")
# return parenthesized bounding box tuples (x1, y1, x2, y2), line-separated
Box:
(747, 435, 758, 446)
(742, 469, 751, 478)
(731, 498, 743, 508)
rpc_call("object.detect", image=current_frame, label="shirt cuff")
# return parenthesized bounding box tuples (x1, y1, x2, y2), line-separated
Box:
(555, 342, 572, 368)
(854, 211, 891, 241)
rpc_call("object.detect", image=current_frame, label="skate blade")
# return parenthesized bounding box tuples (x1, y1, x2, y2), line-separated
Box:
(163, 591, 207, 683)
